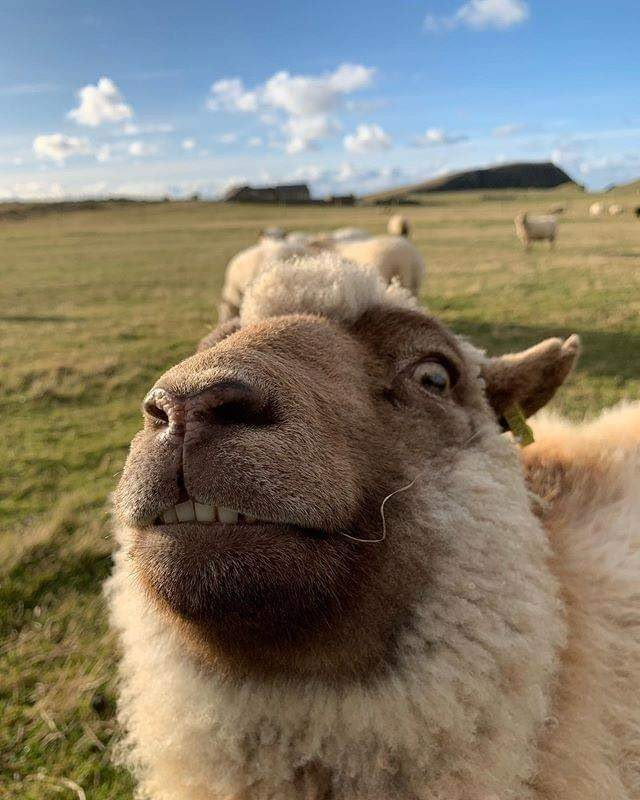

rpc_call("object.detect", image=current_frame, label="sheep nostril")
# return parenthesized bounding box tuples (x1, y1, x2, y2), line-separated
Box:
(206, 398, 274, 427)
(194, 381, 276, 428)
(142, 392, 170, 424)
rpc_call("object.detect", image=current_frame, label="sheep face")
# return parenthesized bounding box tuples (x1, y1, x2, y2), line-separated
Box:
(115, 304, 578, 681)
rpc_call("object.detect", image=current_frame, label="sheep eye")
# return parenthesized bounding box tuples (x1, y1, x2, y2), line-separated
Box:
(412, 360, 451, 395)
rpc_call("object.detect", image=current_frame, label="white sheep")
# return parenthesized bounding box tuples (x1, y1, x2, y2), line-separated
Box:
(334, 234, 426, 296)
(258, 226, 286, 242)
(608, 203, 625, 216)
(330, 227, 371, 242)
(110, 254, 640, 800)
(218, 238, 308, 321)
(589, 201, 605, 217)
(514, 211, 558, 249)
(387, 213, 411, 237)
(285, 230, 313, 244)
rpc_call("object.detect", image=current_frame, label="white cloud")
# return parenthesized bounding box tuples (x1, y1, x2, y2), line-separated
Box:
(0, 181, 65, 201)
(207, 78, 259, 113)
(182, 138, 196, 151)
(262, 64, 374, 117)
(247, 137, 263, 148)
(33, 133, 91, 163)
(68, 77, 133, 127)
(343, 123, 391, 154)
(492, 122, 524, 137)
(576, 153, 640, 177)
(425, 0, 529, 31)
(128, 140, 158, 157)
(284, 115, 339, 153)
(412, 128, 468, 146)
(207, 63, 375, 154)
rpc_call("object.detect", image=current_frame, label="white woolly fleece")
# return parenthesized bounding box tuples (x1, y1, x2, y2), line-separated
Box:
(108, 434, 562, 800)
(240, 251, 417, 327)
(109, 255, 640, 799)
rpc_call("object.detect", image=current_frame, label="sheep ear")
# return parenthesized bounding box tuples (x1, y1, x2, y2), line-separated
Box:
(196, 318, 241, 352)
(482, 335, 580, 419)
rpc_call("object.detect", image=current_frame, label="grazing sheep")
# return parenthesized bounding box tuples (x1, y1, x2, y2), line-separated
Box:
(589, 202, 605, 217)
(514, 211, 558, 249)
(330, 226, 371, 242)
(387, 213, 411, 237)
(285, 230, 313, 244)
(335, 234, 426, 296)
(259, 226, 286, 242)
(220, 229, 425, 317)
(110, 254, 640, 800)
(218, 238, 308, 321)
(608, 203, 625, 216)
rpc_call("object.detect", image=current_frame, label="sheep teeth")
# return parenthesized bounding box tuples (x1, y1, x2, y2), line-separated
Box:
(194, 502, 216, 522)
(158, 500, 261, 526)
(218, 507, 239, 524)
(175, 500, 196, 522)
(162, 507, 178, 524)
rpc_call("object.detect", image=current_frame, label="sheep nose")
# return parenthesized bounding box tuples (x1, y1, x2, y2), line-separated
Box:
(143, 381, 275, 435)
(187, 380, 276, 429)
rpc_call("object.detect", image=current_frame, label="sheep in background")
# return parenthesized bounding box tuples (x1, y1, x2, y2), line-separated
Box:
(335, 234, 425, 296)
(218, 238, 308, 321)
(285, 230, 313, 244)
(110, 254, 640, 800)
(514, 211, 558, 249)
(387, 213, 411, 237)
(608, 203, 625, 216)
(589, 202, 605, 217)
(330, 227, 371, 242)
(258, 226, 286, 242)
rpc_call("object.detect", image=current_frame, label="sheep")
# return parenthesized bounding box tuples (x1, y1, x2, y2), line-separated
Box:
(387, 213, 411, 237)
(285, 230, 313, 244)
(589, 201, 605, 217)
(330, 226, 371, 242)
(334, 234, 426, 296)
(220, 229, 425, 318)
(258, 226, 286, 242)
(217, 238, 308, 321)
(514, 211, 558, 249)
(608, 203, 625, 216)
(110, 253, 640, 800)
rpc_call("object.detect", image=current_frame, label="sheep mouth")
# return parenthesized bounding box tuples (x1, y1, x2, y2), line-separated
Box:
(150, 497, 326, 539)
(155, 499, 262, 526)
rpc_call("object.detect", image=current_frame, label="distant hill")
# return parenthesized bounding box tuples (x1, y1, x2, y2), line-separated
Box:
(362, 161, 577, 204)
(615, 177, 640, 193)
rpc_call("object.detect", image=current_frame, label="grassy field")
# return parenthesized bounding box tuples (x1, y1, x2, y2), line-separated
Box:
(2, 187, 639, 798)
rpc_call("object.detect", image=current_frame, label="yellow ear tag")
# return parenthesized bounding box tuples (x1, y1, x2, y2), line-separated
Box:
(502, 403, 535, 447)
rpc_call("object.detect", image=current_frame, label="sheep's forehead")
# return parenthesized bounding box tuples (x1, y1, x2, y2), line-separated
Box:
(238, 253, 484, 378)
(240, 252, 417, 326)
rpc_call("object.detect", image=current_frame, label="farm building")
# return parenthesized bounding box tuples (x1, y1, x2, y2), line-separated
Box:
(223, 183, 311, 204)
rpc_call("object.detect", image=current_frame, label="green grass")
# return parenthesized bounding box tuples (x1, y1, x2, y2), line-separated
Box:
(2, 189, 639, 797)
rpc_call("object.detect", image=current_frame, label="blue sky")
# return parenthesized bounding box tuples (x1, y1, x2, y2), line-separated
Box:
(1, 0, 639, 200)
